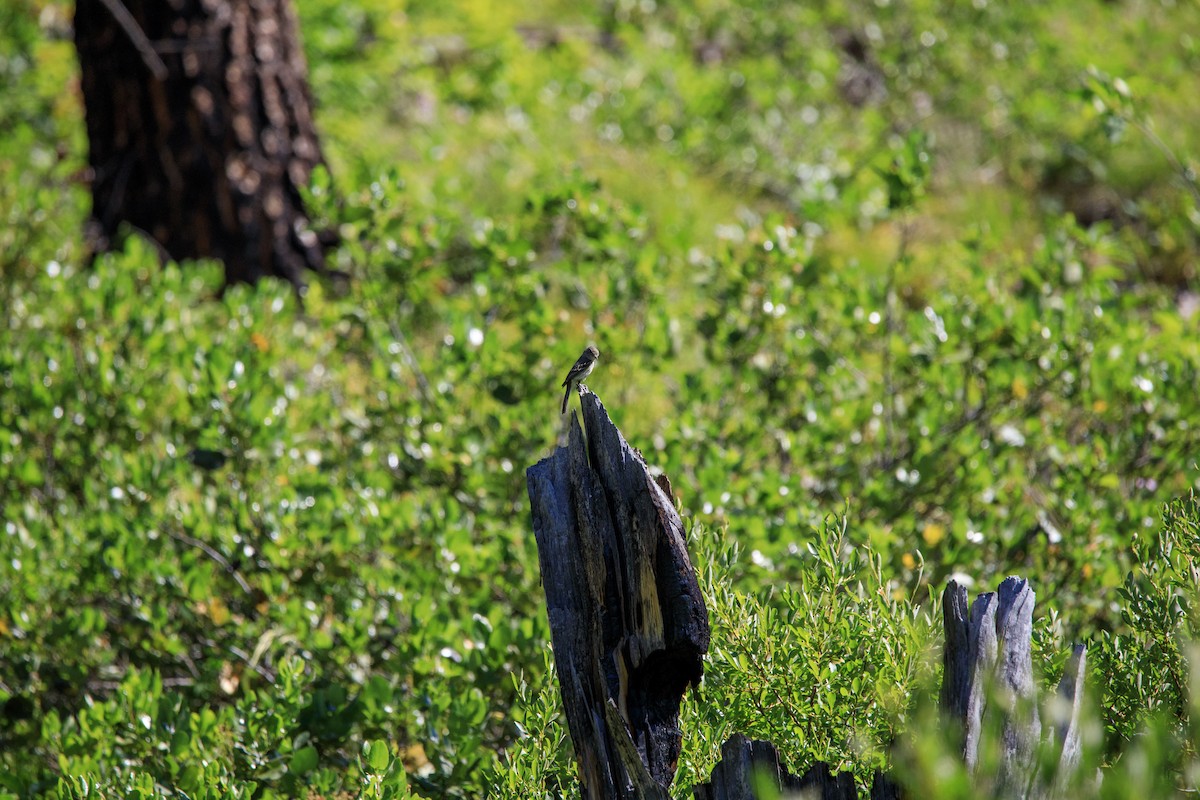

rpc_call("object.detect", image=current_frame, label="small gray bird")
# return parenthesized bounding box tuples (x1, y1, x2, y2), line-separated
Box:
(561, 345, 600, 414)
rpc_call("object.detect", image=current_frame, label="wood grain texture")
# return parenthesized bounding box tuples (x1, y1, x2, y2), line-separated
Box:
(527, 389, 709, 799)
(941, 578, 1084, 799)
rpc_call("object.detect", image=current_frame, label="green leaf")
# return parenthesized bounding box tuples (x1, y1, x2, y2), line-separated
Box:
(17, 457, 42, 486)
(288, 745, 319, 775)
(367, 739, 391, 773)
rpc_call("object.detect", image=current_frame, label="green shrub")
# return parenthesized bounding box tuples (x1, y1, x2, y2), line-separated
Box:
(2, 0, 1200, 795)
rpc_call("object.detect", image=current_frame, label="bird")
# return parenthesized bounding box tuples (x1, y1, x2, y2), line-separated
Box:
(561, 345, 600, 414)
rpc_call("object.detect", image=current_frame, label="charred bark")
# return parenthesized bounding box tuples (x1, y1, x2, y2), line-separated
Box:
(74, 0, 330, 291)
(526, 389, 710, 799)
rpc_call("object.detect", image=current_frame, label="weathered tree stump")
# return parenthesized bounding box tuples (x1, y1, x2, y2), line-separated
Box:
(693, 735, 864, 800)
(940, 578, 1087, 799)
(526, 389, 710, 798)
(691, 736, 902, 800)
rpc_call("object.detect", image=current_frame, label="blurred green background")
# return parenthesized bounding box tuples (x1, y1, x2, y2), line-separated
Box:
(2, 0, 1200, 796)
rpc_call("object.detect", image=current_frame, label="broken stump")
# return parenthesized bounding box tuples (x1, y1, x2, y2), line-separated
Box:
(526, 389, 710, 798)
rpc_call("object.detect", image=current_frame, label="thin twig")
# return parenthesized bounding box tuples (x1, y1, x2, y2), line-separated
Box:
(165, 526, 254, 596)
(363, 259, 437, 408)
(97, 0, 169, 81)
(383, 314, 436, 407)
(228, 644, 277, 682)
(87, 676, 195, 693)
(881, 215, 910, 465)
(1132, 119, 1200, 209)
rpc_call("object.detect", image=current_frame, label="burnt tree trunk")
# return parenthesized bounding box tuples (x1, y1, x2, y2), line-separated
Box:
(74, 0, 329, 290)
(694, 736, 864, 800)
(526, 389, 710, 799)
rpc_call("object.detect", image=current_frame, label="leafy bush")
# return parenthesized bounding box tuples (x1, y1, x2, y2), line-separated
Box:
(1097, 493, 1200, 747)
(3, 0, 1200, 796)
(676, 519, 934, 792)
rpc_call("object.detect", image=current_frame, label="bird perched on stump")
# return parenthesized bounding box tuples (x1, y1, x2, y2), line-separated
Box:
(561, 345, 600, 414)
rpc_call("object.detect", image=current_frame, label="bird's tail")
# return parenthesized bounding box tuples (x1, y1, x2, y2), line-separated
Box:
(561, 383, 572, 415)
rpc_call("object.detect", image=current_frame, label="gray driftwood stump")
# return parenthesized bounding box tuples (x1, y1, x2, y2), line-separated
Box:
(941, 578, 1087, 799)
(526, 389, 710, 799)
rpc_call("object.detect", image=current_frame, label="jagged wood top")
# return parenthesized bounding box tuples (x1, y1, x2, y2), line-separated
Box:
(527, 389, 709, 798)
